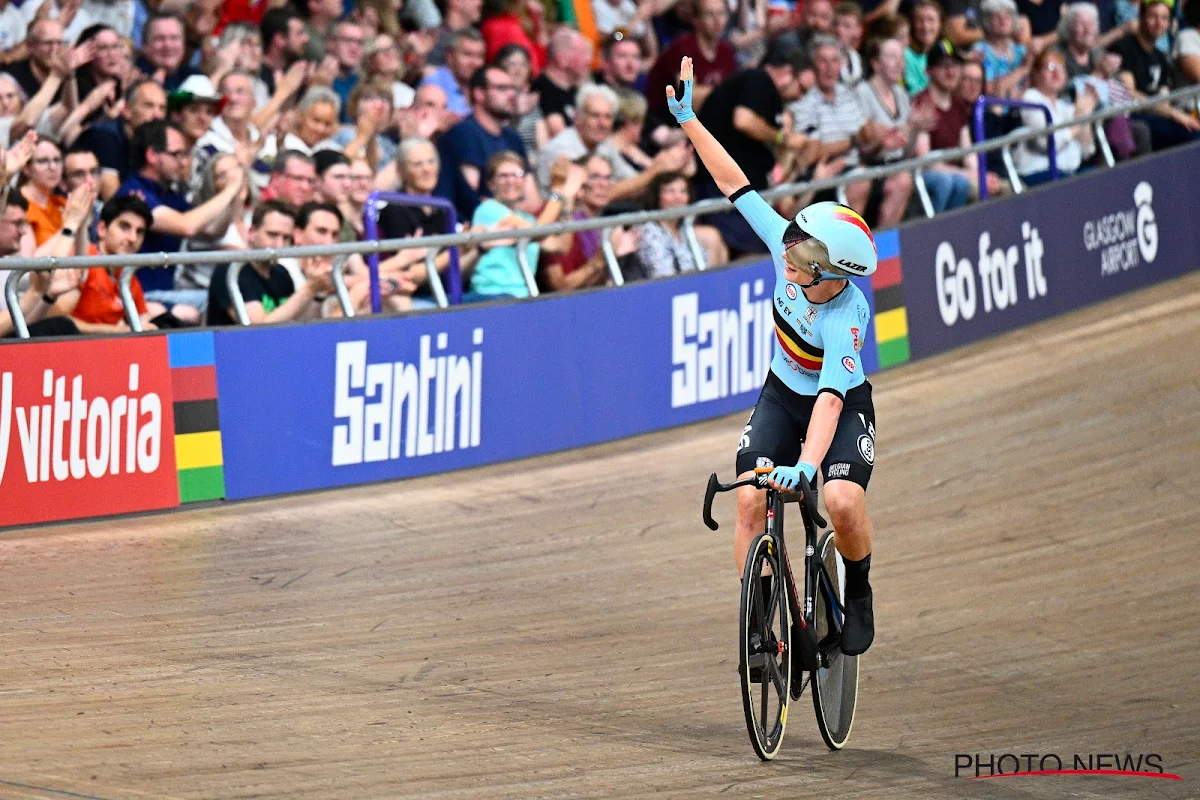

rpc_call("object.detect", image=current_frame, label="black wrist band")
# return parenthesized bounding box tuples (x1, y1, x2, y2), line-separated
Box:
(42, 292, 57, 305)
(728, 185, 753, 203)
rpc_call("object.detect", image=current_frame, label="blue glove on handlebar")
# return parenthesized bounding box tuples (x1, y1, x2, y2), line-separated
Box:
(767, 462, 817, 492)
(667, 77, 695, 125)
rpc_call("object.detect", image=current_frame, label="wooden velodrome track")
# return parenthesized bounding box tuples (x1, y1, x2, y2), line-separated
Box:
(1, 273, 1197, 800)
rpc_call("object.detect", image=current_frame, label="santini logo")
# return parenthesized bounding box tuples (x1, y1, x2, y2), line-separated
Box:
(672, 281, 775, 408)
(0, 366, 164, 485)
(332, 331, 483, 466)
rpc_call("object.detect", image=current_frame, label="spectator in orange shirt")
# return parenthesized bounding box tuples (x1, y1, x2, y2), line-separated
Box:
(20, 137, 66, 246)
(63, 196, 177, 333)
(0, 193, 82, 338)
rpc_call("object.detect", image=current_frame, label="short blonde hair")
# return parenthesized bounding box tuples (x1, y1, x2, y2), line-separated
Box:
(614, 88, 647, 126)
(485, 150, 525, 182)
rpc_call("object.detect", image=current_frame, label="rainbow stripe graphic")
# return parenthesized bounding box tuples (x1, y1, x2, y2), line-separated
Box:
(168, 333, 226, 503)
(871, 230, 910, 367)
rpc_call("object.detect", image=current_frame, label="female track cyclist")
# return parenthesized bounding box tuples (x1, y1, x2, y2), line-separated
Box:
(667, 57, 878, 655)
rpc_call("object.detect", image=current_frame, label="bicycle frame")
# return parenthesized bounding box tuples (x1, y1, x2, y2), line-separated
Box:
(770, 488, 825, 672)
(704, 471, 835, 668)
(765, 492, 804, 636)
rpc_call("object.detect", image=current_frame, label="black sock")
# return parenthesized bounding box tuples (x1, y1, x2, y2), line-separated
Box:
(843, 553, 871, 599)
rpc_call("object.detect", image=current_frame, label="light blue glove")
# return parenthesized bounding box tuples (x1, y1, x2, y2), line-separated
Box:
(666, 76, 695, 125)
(768, 461, 817, 492)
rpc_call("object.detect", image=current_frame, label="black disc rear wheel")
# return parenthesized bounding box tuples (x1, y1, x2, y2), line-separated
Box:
(811, 530, 860, 750)
(739, 533, 791, 761)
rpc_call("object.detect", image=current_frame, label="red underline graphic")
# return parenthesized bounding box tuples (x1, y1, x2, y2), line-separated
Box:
(968, 770, 1183, 781)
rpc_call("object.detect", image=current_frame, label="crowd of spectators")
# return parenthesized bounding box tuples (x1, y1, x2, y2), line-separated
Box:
(0, 0, 1198, 337)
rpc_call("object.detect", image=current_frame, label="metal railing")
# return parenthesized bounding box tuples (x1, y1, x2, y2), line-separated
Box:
(363, 192, 464, 311)
(973, 95, 1058, 199)
(3, 84, 1197, 339)
(223, 255, 355, 327)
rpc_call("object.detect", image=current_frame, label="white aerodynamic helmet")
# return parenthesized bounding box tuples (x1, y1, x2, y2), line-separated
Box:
(782, 201, 878, 279)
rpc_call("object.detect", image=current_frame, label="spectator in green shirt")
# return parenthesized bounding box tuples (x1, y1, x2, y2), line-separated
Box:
(905, 0, 945, 94)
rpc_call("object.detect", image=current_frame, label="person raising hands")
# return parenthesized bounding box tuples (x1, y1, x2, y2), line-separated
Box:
(667, 56, 882, 658)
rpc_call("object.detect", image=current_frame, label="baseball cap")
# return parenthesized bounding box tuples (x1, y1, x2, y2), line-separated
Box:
(926, 39, 965, 68)
(168, 75, 226, 111)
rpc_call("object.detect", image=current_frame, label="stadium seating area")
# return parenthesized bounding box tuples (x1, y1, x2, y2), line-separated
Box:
(0, 0, 1197, 336)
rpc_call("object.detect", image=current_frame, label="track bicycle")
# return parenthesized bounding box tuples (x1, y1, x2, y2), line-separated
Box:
(703, 467, 860, 760)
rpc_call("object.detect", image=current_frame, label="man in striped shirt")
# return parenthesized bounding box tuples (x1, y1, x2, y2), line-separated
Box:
(789, 35, 918, 227)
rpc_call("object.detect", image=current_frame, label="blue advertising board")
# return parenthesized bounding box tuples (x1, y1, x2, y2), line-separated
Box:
(215, 260, 881, 499)
(212, 143, 1199, 503)
(899, 143, 1200, 359)
(216, 260, 885, 499)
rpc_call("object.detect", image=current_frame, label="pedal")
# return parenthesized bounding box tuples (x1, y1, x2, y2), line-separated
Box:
(750, 630, 780, 656)
(746, 631, 781, 684)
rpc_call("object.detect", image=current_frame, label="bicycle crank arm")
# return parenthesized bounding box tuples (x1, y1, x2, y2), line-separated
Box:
(791, 622, 821, 672)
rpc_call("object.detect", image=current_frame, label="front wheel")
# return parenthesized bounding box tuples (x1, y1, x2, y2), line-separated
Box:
(739, 532, 791, 761)
(811, 530, 860, 750)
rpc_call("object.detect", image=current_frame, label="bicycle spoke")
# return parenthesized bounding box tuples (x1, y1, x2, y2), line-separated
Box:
(763, 560, 779, 629)
(769, 655, 786, 696)
(760, 674, 769, 727)
(756, 583, 769, 640)
(740, 533, 791, 760)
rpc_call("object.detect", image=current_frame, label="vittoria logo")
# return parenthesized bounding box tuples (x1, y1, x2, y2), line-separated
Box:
(851, 326, 862, 352)
(0, 337, 179, 527)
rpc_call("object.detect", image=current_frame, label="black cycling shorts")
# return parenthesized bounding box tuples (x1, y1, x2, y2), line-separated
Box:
(735, 373, 876, 490)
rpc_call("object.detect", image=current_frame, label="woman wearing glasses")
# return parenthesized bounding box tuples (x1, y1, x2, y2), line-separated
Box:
(1013, 48, 1098, 187)
(20, 137, 67, 246)
(467, 150, 578, 299)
